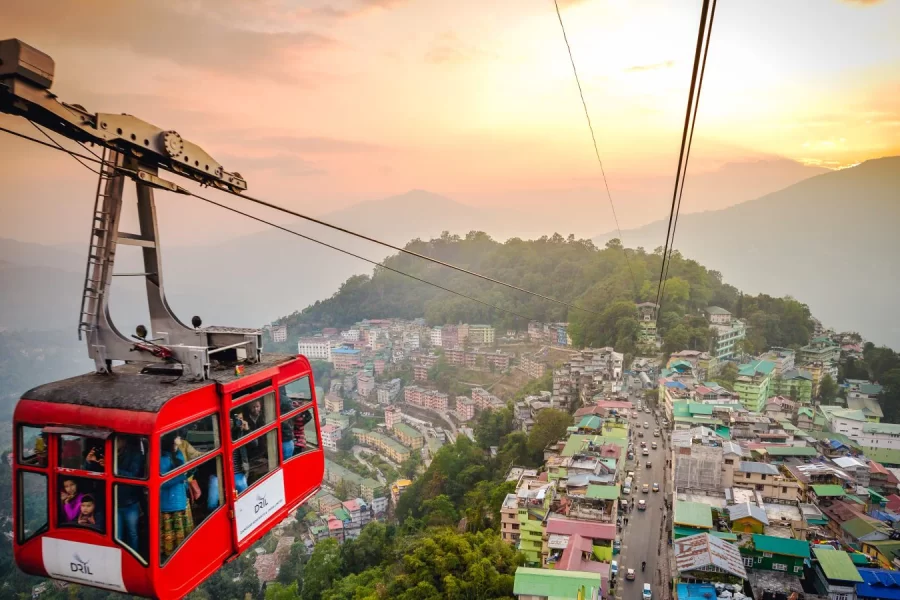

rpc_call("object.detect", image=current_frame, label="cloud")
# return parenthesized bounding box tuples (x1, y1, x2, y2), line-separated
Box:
(425, 32, 492, 65)
(245, 136, 385, 154)
(625, 61, 675, 73)
(2, 1, 336, 82)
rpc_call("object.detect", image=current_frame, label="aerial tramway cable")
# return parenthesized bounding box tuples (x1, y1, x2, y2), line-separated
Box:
(654, 0, 717, 323)
(552, 0, 639, 294)
(0, 124, 585, 326)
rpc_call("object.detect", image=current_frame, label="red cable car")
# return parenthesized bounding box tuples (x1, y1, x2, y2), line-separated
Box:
(2, 39, 324, 599)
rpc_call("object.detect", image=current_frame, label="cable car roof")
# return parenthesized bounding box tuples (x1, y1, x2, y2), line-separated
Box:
(22, 353, 296, 413)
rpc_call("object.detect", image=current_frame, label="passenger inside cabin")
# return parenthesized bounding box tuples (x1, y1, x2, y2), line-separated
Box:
(230, 420, 250, 493)
(159, 432, 193, 560)
(77, 494, 102, 528)
(83, 443, 105, 472)
(59, 478, 84, 523)
(292, 407, 312, 455)
(116, 437, 146, 550)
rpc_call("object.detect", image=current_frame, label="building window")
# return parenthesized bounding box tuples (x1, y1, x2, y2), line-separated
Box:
(782, 487, 788, 494)
(58, 434, 106, 473)
(230, 392, 276, 442)
(159, 455, 224, 564)
(114, 484, 149, 564)
(772, 563, 787, 571)
(279, 376, 313, 416)
(282, 405, 319, 461)
(763, 552, 773, 558)
(17, 425, 48, 468)
(743, 557, 754, 567)
(114, 435, 149, 480)
(235, 430, 280, 493)
(160, 414, 221, 475)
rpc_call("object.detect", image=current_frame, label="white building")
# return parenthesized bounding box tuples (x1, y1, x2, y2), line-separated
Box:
(430, 327, 442, 347)
(321, 424, 342, 451)
(341, 329, 361, 342)
(297, 337, 333, 361)
(371, 496, 388, 515)
(357, 374, 375, 398)
(271, 325, 287, 343)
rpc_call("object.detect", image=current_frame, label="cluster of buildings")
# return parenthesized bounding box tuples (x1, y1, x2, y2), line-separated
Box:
(528, 321, 572, 346)
(305, 492, 387, 547)
(551, 347, 626, 410)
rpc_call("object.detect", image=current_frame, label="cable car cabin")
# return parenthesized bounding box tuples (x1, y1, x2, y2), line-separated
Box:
(12, 353, 323, 600)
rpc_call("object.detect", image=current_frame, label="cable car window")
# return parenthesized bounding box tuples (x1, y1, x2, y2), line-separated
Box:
(58, 435, 106, 473)
(159, 455, 223, 564)
(57, 475, 105, 533)
(18, 425, 48, 468)
(17, 471, 48, 543)
(282, 406, 319, 460)
(114, 435, 148, 480)
(159, 414, 220, 475)
(114, 484, 149, 564)
(234, 430, 279, 494)
(232, 378, 272, 401)
(279, 376, 313, 417)
(230, 392, 276, 442)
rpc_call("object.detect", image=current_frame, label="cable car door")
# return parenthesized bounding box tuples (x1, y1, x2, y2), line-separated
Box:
(225, 384, 286, 552)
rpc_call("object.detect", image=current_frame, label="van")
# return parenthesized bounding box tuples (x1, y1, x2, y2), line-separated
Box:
(623, 476, 633, 494)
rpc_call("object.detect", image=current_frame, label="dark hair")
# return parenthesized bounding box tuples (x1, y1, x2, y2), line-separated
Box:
(160, 432, 182, 465)
(81, 495, 95, 505)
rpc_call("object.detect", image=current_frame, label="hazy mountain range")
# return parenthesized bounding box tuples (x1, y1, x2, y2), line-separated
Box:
(1, 157, 897, 349)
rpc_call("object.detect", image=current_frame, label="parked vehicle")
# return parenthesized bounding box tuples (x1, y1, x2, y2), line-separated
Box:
(643, 584, 652, 600)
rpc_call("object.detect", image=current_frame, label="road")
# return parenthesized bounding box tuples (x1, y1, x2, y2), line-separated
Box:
(616, 406, 670, 600)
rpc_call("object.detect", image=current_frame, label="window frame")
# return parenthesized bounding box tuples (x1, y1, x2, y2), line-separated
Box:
(17, 470, 49, 544)
(112, 482, 150, 567)
(55, 472, 108, 535)
(158, 453, 226, 566)
(229, 389, 278, 444)
(113, 434, 150, 481)
(56, 433, 109, 475)
(17, 424, 49, 468)
(278, 376, 314, 420)
(280, 403, 319, 464)
(158, 409, 222, 476)
(233, 427, 281, 497)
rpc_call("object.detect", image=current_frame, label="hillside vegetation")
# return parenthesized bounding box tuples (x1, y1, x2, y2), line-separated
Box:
(277, 232, 814, 354)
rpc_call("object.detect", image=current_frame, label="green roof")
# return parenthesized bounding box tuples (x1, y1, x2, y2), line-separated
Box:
(779, 421, 799, 432)
(332, 508, 351, 522)
(849, 552, 871, 566)
(842, 517, 884, 540)
(711, 531, 739, 541)
(585, 484, 620, 500)
(804, 430, 862, 450)
(513, 567, 603, 598)
(845, 494, 867, 506)
(861, 541, 900, 561)
(394, 423, 424, 440)
(752, 534, 811, 558)
(762, 446, 818, 457)
(706, 306, 731, 315)
(813, 548, 863, 582)
(811, 484, 847, 497)
(739, 360, 776, 378)
(863, 447, 900, 466)
(675, 501, 713, 529)
(863, 422, 900, 435)
(689, 403, 714, 415)
(798, 407, 814, 417)
(578, 415, 603, 430)
(561, 434, 627, 457)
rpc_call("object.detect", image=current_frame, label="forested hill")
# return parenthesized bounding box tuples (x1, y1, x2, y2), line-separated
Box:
(275, 232, 816, 353)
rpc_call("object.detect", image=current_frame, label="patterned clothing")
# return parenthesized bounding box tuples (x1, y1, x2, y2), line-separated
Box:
(160, 508, 194, 558)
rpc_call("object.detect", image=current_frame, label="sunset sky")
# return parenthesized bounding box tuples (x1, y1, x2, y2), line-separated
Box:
(1, 0, 898, 245)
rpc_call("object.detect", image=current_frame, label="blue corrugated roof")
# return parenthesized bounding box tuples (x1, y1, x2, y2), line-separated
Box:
(666, 381, 687, 389)
(857, 569, 900, 600)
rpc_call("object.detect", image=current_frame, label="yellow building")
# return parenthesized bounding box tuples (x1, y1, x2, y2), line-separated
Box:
(352, 428, 411, 463)
(394, 423, 425, 450)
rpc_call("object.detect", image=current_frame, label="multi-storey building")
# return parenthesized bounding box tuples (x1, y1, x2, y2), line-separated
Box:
(324, 393, 343, 414)
(331, 347, 361, 370)
(357, 373, 375, 398)
(429, 327, 442, 347)
(351, 428, 412, 462)
(441, 325, 460, 349)
(467, 324, 495, 345)
(341, 329, 361, 342)
(393, 423, 424, 449)
(321, 424, 342, 451)
(759, 348, 796, 377)
(384, 405, 401, 430)
(518, 354, 546, 379)
(391, 479, 412, 506)
(324, 460, 384, 502)
(297, 337, 334, 361)
(500, 493, 520, 545)
(457, 397, 476, 421)
(705, 306, 733, 325)
(270, 325, 287, 343)
(799, 336, 841, 366)
(413, 363, 429, 382)
(734, 359, 775, 413)
(772, 368, 813, 404)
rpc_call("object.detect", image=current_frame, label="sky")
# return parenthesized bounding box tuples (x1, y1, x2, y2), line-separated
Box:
(1, 0, 898, 245)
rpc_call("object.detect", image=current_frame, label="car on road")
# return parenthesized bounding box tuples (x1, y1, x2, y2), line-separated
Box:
(651, 442, 657, 450)
(611, 560, 619, 577)
(638, 431, 644, 437)
(644, 407, 651, 414)
(632, 411, 639, 419)
(652, 482, 660, 492)
(646, 460, 652, 468)
(642, 448, 649, 456)
(627, 471, 635, 479)
(644, 421, 649, 429)
(627, 451, 634, 460)
(638, 499, 646, 510)
(626, 569, 636, 581)
(643, 583, 652, 600)
(654, 429, 660, 437)
(642, 483, 649, 493)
